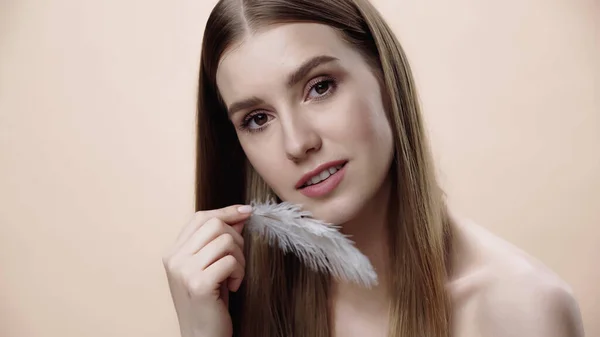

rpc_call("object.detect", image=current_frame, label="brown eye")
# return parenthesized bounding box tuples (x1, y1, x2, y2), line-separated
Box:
(252, 113, 268, 126)
(241, 112, 273, 132)
(307, 78, 336, 100)
(314, 81, 330, 95)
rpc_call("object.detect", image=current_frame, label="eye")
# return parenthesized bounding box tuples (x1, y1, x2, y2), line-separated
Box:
(240, 112, 273, 132)
(313, 82, 330, 95)
(248, 113, 268, 127)
(306, 77, 337, 100)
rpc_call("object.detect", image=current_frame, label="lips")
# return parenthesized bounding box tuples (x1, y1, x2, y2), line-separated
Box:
(295, 160, 348, 189)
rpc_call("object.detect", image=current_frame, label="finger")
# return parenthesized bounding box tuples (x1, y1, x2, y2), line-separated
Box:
(177, 218, 244, 257)
(172, 205, 251, 252)
(174, 204, 251, 247)
(194, 233, 246, 270)
(227, 275, 244, 293)
(205, 255, 245, 292)
(230, 221, 245, 235)
(220, 283, 229, 309)
(203, 204, 253, 225)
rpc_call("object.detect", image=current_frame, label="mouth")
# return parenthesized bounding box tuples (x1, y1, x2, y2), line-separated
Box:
(296, 160, 348, 198)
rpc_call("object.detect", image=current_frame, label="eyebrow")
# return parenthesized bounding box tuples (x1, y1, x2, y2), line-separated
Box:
(227, 96, 265, 117)
(286, 55, 339, 88)
(227, 55, 340, 117)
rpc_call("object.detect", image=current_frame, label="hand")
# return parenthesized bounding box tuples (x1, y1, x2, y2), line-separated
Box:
(163, 205, 253, 337)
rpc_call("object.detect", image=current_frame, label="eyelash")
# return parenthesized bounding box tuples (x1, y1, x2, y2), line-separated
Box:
(305, 76, 338, 101)
(238, 76, 338, 134)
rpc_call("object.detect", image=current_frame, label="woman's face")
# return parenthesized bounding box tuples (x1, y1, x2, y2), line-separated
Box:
(216, 23, 394, 224)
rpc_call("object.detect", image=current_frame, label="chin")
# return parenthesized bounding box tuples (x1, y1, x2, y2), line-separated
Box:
(303, 193, 371, 225)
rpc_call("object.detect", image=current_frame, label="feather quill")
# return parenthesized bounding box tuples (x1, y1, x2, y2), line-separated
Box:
(245, 200, 378, 288)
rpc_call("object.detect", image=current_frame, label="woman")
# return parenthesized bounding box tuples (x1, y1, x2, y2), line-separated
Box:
(163, 0, 584, 336)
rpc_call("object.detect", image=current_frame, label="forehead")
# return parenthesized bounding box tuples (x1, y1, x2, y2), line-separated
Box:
(215, 23, 353, 101)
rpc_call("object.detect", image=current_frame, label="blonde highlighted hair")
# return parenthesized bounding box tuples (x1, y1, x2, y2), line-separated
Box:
(195, 0, 452, 336)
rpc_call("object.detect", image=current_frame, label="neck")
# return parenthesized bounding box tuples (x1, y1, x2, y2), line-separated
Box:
(332, 176, 392, 304)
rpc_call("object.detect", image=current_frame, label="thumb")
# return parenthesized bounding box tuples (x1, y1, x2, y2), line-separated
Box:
(206, 204, 253, 225)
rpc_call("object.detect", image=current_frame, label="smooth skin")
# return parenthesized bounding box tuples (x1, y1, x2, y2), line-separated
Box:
(163, 205, 251, 337)
(164, 23, 584, 337)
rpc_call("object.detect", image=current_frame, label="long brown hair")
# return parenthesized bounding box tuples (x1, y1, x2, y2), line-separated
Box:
(195, 0, 452, 336)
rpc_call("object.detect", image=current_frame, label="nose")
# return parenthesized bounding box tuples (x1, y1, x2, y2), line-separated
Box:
(281, 113, 322, 162)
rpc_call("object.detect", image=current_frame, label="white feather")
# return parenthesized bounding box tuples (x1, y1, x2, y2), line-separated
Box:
(245, 200, 378, 288)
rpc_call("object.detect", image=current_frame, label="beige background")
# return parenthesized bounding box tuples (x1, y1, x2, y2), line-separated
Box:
(0, 0, 598, 336)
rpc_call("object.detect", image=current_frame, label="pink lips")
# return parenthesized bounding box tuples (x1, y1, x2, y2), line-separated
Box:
(296, 160, 347, 198)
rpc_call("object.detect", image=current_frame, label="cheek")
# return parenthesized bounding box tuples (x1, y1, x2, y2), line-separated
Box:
(334, 92, 392, 150)
(239, 138, 289, 190)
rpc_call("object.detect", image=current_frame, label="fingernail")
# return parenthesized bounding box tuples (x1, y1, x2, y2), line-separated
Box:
(237, 205, 253, 213)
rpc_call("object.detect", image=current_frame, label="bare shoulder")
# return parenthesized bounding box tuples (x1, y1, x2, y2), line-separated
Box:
(448, 217, 585, 337)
